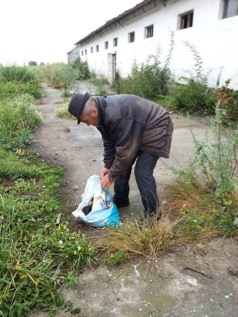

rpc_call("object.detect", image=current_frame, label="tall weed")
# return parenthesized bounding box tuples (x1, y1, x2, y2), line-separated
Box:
(0, 94, 43, 150)
(39, 63, 78, 96)
(170, 42, 217, 114)
(164, 104, 238, 238)
(0, 65, 43, 98)
(190, 104, 238, 206)
(70, 57, 91, 80)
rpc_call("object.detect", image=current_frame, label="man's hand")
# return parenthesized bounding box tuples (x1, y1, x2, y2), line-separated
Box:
(102, 168, 109, 177)
(101, 173, 113, 190)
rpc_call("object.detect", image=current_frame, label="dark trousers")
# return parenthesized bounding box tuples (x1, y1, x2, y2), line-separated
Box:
(114, 151, 159, 213)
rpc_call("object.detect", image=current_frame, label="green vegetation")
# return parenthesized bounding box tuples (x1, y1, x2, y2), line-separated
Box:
(38, 58, 90, 97)
(0, 152, 94, 316)
(0, 94, 43, 150)
(0, 70, 95, 316)
(0, 65, 44, 99)
(38, 63, 78, 97)
(70, 57, 90, 81)
(88, 72, 109, 96)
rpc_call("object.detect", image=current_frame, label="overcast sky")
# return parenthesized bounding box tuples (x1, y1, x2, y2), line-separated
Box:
(0, 0, 141, 66)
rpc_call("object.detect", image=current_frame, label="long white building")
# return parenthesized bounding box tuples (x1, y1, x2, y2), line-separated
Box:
(67, 0, 238, 89)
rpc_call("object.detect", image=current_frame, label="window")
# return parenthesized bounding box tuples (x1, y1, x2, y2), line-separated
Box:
(178, 10, 193, 29)
(113, 37, 118, 47)
(105, 41, 109, 49)
(85, 49, 87, 55)
(81, 51, 84, 56)
(90, 47, 93, 53)
(96, 45, 99, 52)
(128, 32, 135, 43)
(145, 25, 154, 38)
(223, 0, 238, 18)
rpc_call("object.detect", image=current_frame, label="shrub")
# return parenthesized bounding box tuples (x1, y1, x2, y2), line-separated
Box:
(0, 65, 38, 83)
(215, 80, 238, 123)
(0, 94, 43, 149)
(190, 104, 238, 205)
(38, 63, 78, 96)
(0, 66, 43, 98)
(70, 57, 91, 80)
(169, 77, 217, 114)
(169, 42, 217, 114)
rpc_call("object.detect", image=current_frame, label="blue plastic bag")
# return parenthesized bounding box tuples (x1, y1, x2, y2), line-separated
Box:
(72, 175, 121, 227)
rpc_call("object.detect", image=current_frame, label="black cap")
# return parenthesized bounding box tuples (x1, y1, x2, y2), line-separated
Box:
(68, 92, 90, 124)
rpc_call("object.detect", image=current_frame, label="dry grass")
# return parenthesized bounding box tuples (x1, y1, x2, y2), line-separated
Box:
(95, 214, 182, 259)
(94, 177, 238, 262)
(164, 178, 218, 219)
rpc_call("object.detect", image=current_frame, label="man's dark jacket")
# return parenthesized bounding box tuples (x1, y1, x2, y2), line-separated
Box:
(95, 94, 173, 182)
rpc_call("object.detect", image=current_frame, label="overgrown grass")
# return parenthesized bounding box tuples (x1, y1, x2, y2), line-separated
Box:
(0, 150, 95, 316)
(96, 216, 180, 263)
(0, 94, 43, 150)
(0, 65, 44, 99)
(0, 75, 95, 316)
(55, 100, 75, 120)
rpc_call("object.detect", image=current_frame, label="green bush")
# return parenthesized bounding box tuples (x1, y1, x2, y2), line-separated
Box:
(114, 32, 174, 100)
(116, 57, 172, 100)
(0, 65, 43, 98)
(70, 57, 91, 80)
(0, 81, 43, 99)
(0, 65, 37, 83)
(215, 80, 238, 123)
(170, 77, 217, 114)
(38, 63, 78, 96)
(169, 41, 218, 114)
(0, 94, 43, 149)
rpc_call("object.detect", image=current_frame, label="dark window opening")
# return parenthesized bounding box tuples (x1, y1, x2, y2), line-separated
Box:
(223, 0, 238, 18)
(179, 11, 193, 29)
(113, 37, 118, 47)
(128, 32, 135, 43)
(145, 25, 154, 38)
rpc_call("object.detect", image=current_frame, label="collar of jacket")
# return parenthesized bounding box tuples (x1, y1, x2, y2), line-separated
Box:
(95, 96, 106, 129)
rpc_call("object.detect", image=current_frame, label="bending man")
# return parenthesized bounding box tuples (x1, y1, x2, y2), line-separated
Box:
(68, 92, 173, 222)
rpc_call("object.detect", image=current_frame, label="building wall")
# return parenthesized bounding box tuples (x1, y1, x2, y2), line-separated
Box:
(67, 46, 80, 64)
(68, 0, 238, 89)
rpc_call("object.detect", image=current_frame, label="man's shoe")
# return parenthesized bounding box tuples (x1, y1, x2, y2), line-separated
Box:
(138, 210, 161, 226)
(113, 200, 129, 208)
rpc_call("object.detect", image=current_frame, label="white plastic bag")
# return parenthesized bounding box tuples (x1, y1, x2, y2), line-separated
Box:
(72, 175, 121, 227)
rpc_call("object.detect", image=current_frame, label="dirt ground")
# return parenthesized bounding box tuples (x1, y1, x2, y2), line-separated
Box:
(29, 83, 238, 317)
